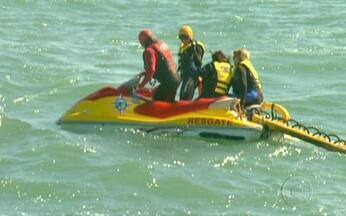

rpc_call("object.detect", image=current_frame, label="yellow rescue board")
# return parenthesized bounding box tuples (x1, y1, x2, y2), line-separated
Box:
(252, 103, 346, 154)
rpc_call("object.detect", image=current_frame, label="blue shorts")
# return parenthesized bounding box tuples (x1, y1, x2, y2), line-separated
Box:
(230, 89, 261, 105)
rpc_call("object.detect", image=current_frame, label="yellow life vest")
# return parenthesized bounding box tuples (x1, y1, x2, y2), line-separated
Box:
(240, 59, 262, 90)
(178, 40, 205, 56)
(214, 62, 233, 95)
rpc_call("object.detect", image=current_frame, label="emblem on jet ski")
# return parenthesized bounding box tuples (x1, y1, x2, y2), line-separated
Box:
(114, 95, 128, 113)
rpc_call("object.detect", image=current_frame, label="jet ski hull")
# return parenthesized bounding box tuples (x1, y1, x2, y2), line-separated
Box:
(58, 86, 264, 141)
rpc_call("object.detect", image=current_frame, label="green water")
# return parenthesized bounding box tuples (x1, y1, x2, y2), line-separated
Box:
(0, 0, 345, 215)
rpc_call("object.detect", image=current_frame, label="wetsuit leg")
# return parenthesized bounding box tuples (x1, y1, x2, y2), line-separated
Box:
(154, 84, 178, 102)
(179, 78, 187, 100)
(179, 77, 197, 100)
(154, 72, 180, 102)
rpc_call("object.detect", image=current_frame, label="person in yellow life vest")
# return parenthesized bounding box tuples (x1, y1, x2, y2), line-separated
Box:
(231, 48, 264, 108)
(177, 25, 205, 100)
(191, 50, 233, 99)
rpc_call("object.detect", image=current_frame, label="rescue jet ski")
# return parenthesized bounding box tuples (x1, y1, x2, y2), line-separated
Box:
(57, 77, 265, 141)
(58, 76, 345, 153)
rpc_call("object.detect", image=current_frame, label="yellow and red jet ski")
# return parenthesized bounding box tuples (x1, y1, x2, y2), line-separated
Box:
(58, 77, 346, 153)
(58, 82, 265, 141)
(58, 76, 346, 153)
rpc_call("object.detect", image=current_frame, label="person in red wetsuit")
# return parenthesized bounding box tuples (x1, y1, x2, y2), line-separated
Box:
(136, 29, 180, 102)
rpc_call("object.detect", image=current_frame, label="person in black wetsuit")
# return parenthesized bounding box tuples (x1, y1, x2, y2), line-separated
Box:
(231, 48, 264, 108)
(177, 25, 205, 100)
(136, 29, 180, 102)
(191, 50, 233, 99)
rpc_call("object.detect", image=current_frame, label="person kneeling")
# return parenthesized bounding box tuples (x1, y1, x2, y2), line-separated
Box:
(192, 50, 233, 99)
(231, 48, 264, 108)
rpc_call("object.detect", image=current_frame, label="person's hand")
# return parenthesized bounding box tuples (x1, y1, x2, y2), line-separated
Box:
(138, 71, 145, 77)
(134, 84, 140, 91)
(134, 71, 146, 90)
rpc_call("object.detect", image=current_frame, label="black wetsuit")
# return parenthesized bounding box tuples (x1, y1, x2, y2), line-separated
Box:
(231, 64, 263, 106)
(178, 41, 204, 100)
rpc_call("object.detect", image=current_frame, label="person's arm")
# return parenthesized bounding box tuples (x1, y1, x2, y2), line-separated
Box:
(191, 62, 212, 79)
(238, 65, 248, 107)
(137, 48, 157, 88)
(192, 41, 204, 67)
